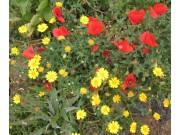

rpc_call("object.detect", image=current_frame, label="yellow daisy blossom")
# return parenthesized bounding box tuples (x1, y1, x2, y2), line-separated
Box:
(28, 59, 40, 70)
(112, 95, 121, 103)
(76, 109, 87, 120)
(127, 91, 134, 98)
(42, 37, 50, 45)
(140, 125, 150, 135)
(71, 133, 80, 135)
(38, 67, 44, 73)
(163, 98, 170, 108)
(28, 69, 39, 79)
(130, 122, 137, 133)
(108, 121, 120, 134)
(10, 60, 16, 65)
(37, 23, 48, 32)
(123, 110, 129, 118)
(80, 87, 87, 95)
(49, 17, 56, 23)
(153, 67, 164, 77)
(80, 15, 89, 24)
(45, 71, 58, 82)
(33, 55, 41, 62)
(56, 2, 63, 7)
(18, 25, 28, 33)
(64, 46, 71, 53)
(13, 94, 21, 104)
(139, 92, 147, 102)
(88, 39, 94, 45)
(96, 68, 109, 80)
(11, 47, 20, 55)
(59, 69, 68, 77)
(153, 112, 161, 121)
(38, 91, 45, 97)
(46, 63, 51, 68)
(109, 77, 120, 88)
(91, 77, 102, 88)
(101, 105, 110, 115)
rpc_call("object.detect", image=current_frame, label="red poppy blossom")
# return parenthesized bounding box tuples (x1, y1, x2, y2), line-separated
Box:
(44, 82, 53, 91)
(112, 39, 133, 53)
(124, 73, 137, 89)
(102, 50, 110, 57)
(87, 17, 104, 35)
(139, 31, 158, 47)
(128, 9, 145, 24)
(142, 48, 149, 55)
(52, 26, 71, 38)
(22, 46, 35, 59)
(36, 47, 46, 53)
(90, 83, 99, 91)
(149, 3, 168, 18)
(131, 44, 138, 50)
(92, 45, 100, 53)
(52, 6, 65, 22)
(121, 89, 128, 95)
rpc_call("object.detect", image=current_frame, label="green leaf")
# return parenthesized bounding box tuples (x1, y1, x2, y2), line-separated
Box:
(29, 128, 43, 135)
(43, 6, 53, 21)
(51, 110, 60, 128)
(50, 90, 59, 112)
(36, 0, 48, 12)
(64, 106, 78, 113)
(30, 14, 43, 26)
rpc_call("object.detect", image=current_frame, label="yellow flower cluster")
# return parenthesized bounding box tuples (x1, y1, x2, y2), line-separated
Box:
(28, 55, 42, 79)
(91, 94, 101, 106)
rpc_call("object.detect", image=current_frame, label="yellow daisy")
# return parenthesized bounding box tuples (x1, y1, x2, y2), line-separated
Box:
(80, 15, 89, 24)
(37, 23, 48, 32)
(109, 77, 120, 88)
(45, 71, 58, 82)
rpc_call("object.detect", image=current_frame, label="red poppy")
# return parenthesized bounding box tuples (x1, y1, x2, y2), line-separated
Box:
(121, 89, 128, 95)
(139, 31, 158, 47)
(128, 9, 145, 24)
(36, 47, 46, 53)
(124, 73, 137, 89)
(44, 82, 53, 91)
(102, 50, 110, 57)
(52, 6, 65, 22)
(112, 39, 133, 53)
(149, 3, 168, 18)
(87, 17, 104, 35)
(142, 48, 149, 55)
(90, 83, 99, 91)
(22, 46, 35, 59)
(131, 44, 138, 50)
(92, 45, 100, 53)
(52, 26, 71, 38)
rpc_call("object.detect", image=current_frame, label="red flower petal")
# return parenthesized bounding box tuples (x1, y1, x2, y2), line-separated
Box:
(90, 83, 99, 91)
(131, 44, 138, 50)
(102, 50, 110, 57)
(139, 31, 158, 47)
(36, 47, 46, 53)
(142, 48, 149, 55)
(44, 82, 53, 91)
(22, 46, 35, 59)
(124, 73, 137, 89)
(149, 3, 168, 18)
(92, 45, 100, 53)
(128, 9, 145, 24)
(112, 40, 133, 53)
(149, 6, 159, 18)
(52, 6, 65, 22)
(87, 20, 104, 35)
(52, 26, 71, 38)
